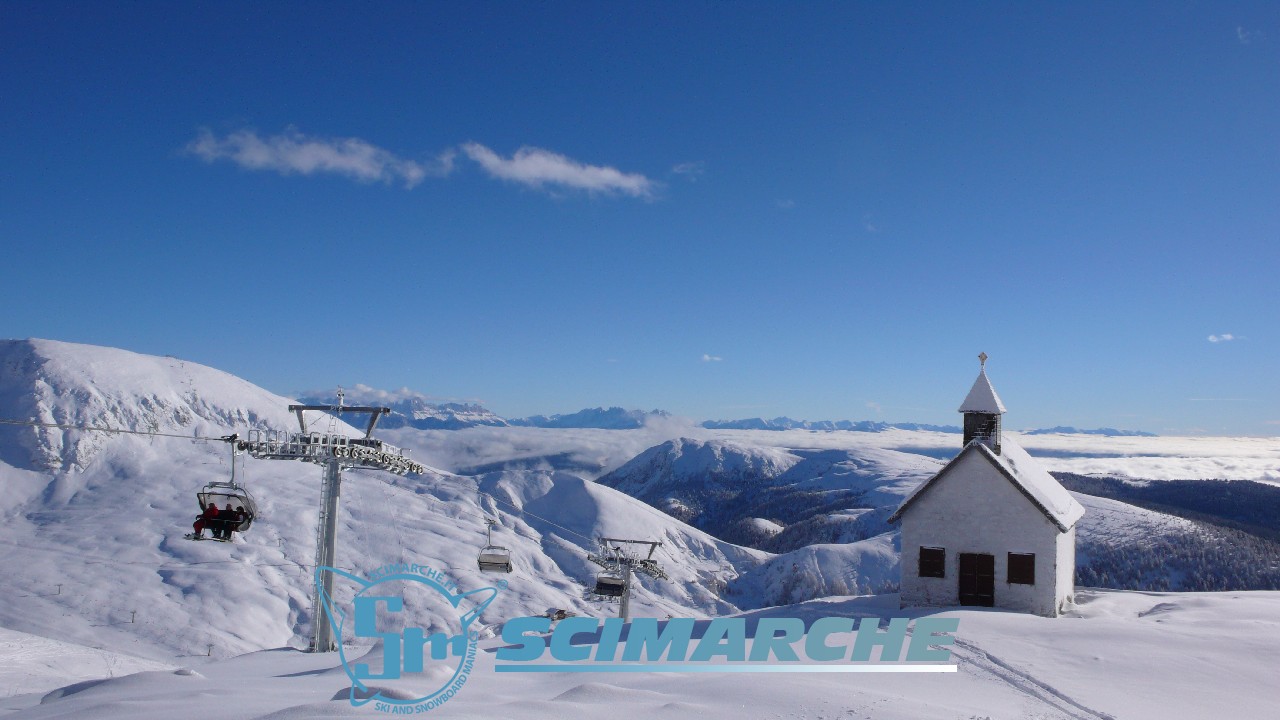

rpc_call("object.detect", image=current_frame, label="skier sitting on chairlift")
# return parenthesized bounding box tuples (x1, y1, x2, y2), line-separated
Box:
(215, 503, 237, 540)
(223, 505, 247, 540)
(193, 503, 220, 539)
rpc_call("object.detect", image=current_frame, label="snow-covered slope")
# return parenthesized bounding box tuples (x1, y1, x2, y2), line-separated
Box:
(598, 438, 800, 508)
(596, 438, 801, 542)
(0, 339, 307, 471)
(0, 340, 769, 666)
(597, 440, 942, 549)
(0, 626, 174, 705)
(727, 534, 901, 608)
(7, 589, 1280, 719)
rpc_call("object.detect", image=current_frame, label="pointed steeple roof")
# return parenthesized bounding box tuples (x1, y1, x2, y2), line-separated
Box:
(958, 367, 1006, 414)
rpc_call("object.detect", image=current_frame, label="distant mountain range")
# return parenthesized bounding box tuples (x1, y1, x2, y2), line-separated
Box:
(509, 406, 670, 429)
(295, 390, 508, 430)
(700, 417, 962, 433)
(297, 388, 1154, 436)
(1025, 426, 1157, 437)
(295, 391, 670, 431)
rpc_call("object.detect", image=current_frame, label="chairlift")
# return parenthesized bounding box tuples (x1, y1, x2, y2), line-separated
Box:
(477, 518, 513, 573)
(197, 481, 258, 529)
(195, 480, 258, 533)
(594, 571, 626, 598)
(187, 440, 258, 541)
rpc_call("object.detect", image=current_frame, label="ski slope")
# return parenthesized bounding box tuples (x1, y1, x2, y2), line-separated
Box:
(4, 590, 1278, 719)
(2, 338, 1279, 717)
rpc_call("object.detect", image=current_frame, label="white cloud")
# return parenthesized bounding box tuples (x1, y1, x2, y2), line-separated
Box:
(776, 199, 796, 210)
(672, 161, 706, 180)
(1237, 26, 1263, 45)
(186, 128, 450, 188)
(701, 354, 723, 362)
(296, 383, 489, 407)
(865, 401, 883, 414)
(1207, 334, 1240, 343)
(460, 142, 655, 197)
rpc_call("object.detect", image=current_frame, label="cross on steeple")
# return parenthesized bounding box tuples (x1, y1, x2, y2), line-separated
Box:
(979, 351, 988, 368)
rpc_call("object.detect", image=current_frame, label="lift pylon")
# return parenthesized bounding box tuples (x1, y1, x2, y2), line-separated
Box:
(232, 399, 427, 652)
(588, 538, 668, 621)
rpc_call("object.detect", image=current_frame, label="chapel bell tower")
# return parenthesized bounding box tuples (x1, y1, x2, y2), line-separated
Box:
(959, 352, 1006, 454)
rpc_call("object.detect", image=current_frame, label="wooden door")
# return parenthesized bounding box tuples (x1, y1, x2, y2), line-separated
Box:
(958, 553, 995, 607)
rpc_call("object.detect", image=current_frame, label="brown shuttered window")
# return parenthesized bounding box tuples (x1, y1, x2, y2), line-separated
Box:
(919, 546, 945, 578)
(1008, 552, 1035, 585)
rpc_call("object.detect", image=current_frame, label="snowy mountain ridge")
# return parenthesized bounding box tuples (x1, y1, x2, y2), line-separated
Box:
(0, 339, 313, 472)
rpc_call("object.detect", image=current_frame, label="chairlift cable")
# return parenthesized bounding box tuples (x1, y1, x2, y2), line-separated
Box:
(0, 417, 232, 442)
(2, 416, 667, 565)
(476, 491, 602, 547)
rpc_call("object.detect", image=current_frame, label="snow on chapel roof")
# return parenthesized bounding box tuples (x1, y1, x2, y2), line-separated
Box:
(958, 368, 1007, 414)
(888, 438, 1085, 531)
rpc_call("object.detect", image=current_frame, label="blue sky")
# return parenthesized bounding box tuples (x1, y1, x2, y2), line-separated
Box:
(2, 1, 1276, 435)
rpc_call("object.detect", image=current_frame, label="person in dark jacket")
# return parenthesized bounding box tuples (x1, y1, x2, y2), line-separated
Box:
(193, 503, 220, 539)
(224, 505, 247, 539)
(214, 503, 237, 540)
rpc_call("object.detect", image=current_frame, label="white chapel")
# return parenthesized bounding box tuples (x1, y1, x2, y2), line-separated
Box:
(889, 355, 1085, 617)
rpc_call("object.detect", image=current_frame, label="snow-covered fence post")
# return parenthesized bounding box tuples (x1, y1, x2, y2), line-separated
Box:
(55, 583, 62, 595)
(130, 610, 136, 624)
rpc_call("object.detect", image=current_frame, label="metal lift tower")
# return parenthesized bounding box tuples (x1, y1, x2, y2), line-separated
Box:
(233, 395, 426, 652)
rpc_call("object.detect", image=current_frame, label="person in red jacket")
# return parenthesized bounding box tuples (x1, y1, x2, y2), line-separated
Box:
(192, 503, 220, 539)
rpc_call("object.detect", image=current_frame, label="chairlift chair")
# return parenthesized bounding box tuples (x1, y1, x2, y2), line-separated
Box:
(594, 571, 625, 598)
(477, 518, 513, 573)
(196, 480, 258, 534)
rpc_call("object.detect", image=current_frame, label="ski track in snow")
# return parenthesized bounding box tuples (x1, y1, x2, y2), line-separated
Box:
(950, 637, 1115, 720)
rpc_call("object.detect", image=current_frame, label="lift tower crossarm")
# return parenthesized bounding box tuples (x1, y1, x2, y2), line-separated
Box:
(288, 404, 390, 438)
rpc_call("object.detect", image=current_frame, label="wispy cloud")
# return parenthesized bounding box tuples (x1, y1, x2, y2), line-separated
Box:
(461, 142, 655, 197)
(701, 354, 723, 362)
(1207, 333, 1241, 343)
(775, 199, 796, 210)
(1265, 420, 1280, 426)
(672, 161, 706, 180)
(186, 128, 449, 188)
(297, 383, 485, 406)
(1237, 26, 1264, 45)
(865, 401, 883, 414)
